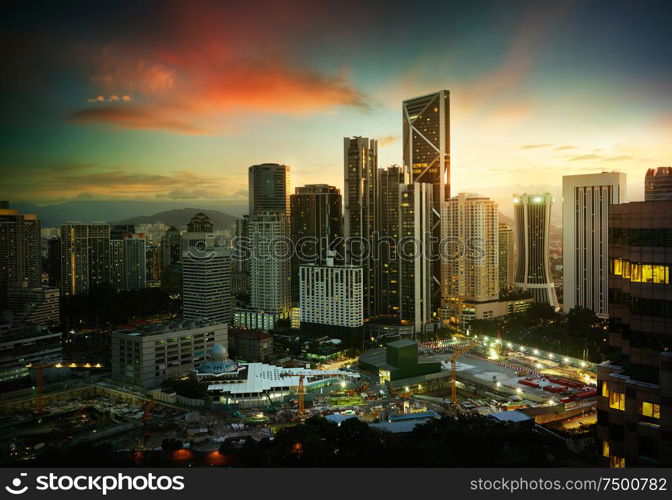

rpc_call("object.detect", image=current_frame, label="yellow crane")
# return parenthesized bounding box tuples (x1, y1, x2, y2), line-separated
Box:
(279, 372, 307, 421)
(448, 341, 479, 404)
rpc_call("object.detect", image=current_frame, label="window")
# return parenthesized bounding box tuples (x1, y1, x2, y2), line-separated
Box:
(609, 455, 625, 468)
(609, 390, 625, 411)
(602, 441, 610, 458)
(601, 381, 609, 398)
(640, 401, 660, 420)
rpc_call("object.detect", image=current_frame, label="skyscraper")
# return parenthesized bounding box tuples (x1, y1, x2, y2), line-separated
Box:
(250, 213, 291, 318)
(160, 226, 182, 269)
(513, 194, 559, 309)
(441, 193, 499, 318)
(498, 223, 514, 291)
(123, 233, 147, 291)
(399, 183, 433, 334)
(377, 165, 406, 317)
(182, 214, 232, 324)
(562, 172, 626, 317)
(598, 199, 672, 466)
(0, 203, 41, 307)
(644, 166, 672, 201)
(289, 184, 343, 302)
(403, 90, 450, 314)
(248, 163, 290, 216)
(343, 136, 378, 318)
(60, 223, 110, 296)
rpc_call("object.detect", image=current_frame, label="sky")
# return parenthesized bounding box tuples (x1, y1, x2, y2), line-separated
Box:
(1, 0, 671, 216)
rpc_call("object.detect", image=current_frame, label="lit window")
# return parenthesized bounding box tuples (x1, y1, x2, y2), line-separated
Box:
(601, 381, 609, 398)
(602, 441, 610, 458)
(609, 455, 625, 468)
(640, 401, 660, 419)
(608, 391, 625, 411)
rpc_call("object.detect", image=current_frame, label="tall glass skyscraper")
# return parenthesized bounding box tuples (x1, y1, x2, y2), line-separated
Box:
(248, 163, 290, 217)
(513, 193, 559, 309)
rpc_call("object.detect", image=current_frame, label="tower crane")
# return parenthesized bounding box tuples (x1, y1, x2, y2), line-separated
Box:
(447, 341, 479, 404)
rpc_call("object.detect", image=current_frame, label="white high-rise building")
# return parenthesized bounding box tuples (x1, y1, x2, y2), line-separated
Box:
(250, 213, 291, 318)
(562, 172, 626, 317)
(299, 260, 363, 328)
(513, 193, 559, 310)
(441, 193, 499, 317)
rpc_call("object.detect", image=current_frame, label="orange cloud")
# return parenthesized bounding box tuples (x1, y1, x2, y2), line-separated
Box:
(68, 106, 208, 135)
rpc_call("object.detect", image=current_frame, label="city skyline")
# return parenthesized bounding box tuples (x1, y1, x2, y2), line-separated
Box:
(1, 0, 671, 211)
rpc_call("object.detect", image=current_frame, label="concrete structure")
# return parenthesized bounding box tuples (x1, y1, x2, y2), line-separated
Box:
(343, 136, 378, 319)
(111, 318, 227, 387)
(248, 163, 290, 216)
(359, 340, 441, 382)
(562, 172, 626, 317)
(0, 325, 62, 384)
(644, 167, 672, 201)
(513, 194, 559, 309)
(0, 204, 41, 306)
(441, 193, 499, 321)
(377, 165, 406, 317)
(498, 223, 514, 291)
(403, 91, 450, 315)
(597, 200, 672, 466)
(60, 223, 110, 296)
(250, 213, 291, 318)
(290, 184, 343, 302)
(456, 297, 533, 329)
(228, 328, 273, 362)
(299, 260, 363, 330)
(233, 308, 281, 332)
(6, 286, 60, 327)
(399, 183, 433, 334)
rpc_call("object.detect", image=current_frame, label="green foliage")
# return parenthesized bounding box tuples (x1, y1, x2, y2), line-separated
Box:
(162, 376, 208, 399)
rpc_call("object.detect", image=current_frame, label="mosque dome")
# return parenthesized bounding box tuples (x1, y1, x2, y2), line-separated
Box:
(196, 344, 239, 375)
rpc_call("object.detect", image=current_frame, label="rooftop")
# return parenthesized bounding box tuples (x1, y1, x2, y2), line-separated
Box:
(112, 317, 225, 337)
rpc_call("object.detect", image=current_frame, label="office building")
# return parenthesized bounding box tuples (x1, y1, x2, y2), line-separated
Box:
(290, 184, 343, 301)
(228, 328, 273, 362)
(498, 223, 514, 291)
(0, 324, 62, 384)
(160, 226, 182, 269)
(110, 225, 146, 291)
(0, 203, 41, 306)
(46, 237, 61, 288)
(343, 136, 378, 318)
(377, 165, 406, 317)
(403, 90, 450, 314)
(399, 183, 433, 334)
(250, 213, 291, 318)
(6, 286, 60, 327)
(597, 199, 672, 467)
(182, 214, 232, 325)
(513, 194, 559, 309)
(441, 193, 499, 319)
(299, 260, 363, 332)
(233, 308, 281, 331)
(111, 318, 227, 388)
(60, 223, 110, 296)
(249, 163, 290, 216)
(644, 167, 672, 201)
(562, 172, 626, 317)
(146, 244, 161, 285)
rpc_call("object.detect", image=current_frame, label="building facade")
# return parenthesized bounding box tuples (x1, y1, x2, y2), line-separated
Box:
(250, 213, 291, 318)
(644, 167, 672, 201)
(513, 194, 559, 309)
(441, 193, 499, 320)
(6, 286, 60, 327)
(60, 223, 110, 296)
(290, 184, 343, 302)
(248, 163, 290, 216)
(399, 183, 434, 334)
(111, 318, 227, 388)
(299, 261, 363, 329)
(343, 136, 378, 319)
(562, 172, 626, 317)
(498, 223, 515, 291)
(597, 200, 672, 466)
(228, 328, 273, 362)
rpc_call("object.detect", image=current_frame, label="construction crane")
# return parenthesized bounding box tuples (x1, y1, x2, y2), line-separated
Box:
(279, 372, 307, 420)
(27, 361, 104, 413)
(448, 341, 479, 404)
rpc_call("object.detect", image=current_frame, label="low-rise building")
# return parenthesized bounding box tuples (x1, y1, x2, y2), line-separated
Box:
(111, 318, 227, 388)
(228, 328, 273, 362)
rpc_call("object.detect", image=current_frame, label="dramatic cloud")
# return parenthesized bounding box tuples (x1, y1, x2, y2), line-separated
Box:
(68, 106, 209, 134)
